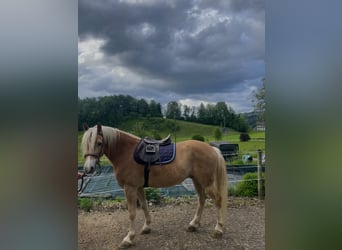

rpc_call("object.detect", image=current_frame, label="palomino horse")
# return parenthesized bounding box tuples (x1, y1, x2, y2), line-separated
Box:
(81, 123, 228, 249)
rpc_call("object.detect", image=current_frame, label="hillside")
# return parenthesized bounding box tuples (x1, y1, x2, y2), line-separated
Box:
(119, 117, 240, 141)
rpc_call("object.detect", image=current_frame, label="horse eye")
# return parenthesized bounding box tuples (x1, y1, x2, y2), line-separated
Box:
(97, 142, 102, 147)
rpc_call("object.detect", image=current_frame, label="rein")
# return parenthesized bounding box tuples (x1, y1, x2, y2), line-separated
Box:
(78, 160, 102, 193)
(78, 171, 86, 192)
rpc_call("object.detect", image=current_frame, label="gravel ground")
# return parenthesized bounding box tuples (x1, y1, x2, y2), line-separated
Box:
(78, 197, 264, 250)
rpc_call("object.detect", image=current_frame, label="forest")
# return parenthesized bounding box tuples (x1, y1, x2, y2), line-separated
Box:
(78, 95, 249, 132)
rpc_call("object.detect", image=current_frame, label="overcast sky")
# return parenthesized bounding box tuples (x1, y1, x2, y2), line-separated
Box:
(78, 0, 264, 113)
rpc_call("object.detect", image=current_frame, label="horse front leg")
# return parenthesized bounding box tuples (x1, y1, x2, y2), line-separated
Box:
(119, 185, 138, 249)
(137, 187, 152, 234)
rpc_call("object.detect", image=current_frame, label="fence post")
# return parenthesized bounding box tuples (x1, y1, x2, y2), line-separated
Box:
(257, 149, 263, 199)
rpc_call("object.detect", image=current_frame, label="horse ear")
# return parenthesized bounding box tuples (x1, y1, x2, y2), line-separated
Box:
(97, 123, 103, 135)
(83, 123, 89, 131)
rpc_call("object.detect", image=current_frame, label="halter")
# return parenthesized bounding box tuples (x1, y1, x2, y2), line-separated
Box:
(78, 133, 104, 193)
(83, 131, 105, 163)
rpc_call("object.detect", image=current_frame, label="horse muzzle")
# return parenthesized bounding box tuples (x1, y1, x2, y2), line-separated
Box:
(83, 157, 98, 174)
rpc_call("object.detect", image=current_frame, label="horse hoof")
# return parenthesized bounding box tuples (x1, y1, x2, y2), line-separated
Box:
(141, 227, 151, 234)
(119, 241, 134, 249)
(211, 230, 223, 239)
(186, 225, 198, 232)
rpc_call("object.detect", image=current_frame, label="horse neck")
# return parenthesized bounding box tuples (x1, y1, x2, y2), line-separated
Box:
(105, 129, 139, 166)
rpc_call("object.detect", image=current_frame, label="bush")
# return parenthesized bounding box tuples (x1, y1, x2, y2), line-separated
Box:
(192, 134, 205, 141)
(78, 198, 94, 212)
(236, 172, 265, 197)
(145, 188, 162, 203)
(239, 133, 251, 142)
(228, 186, 238, 197)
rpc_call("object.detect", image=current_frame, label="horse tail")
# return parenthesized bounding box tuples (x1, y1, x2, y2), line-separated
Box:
(213, 147, 228, 216)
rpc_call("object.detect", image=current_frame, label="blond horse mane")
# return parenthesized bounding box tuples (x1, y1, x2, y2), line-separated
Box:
(81, 125, 140, 156)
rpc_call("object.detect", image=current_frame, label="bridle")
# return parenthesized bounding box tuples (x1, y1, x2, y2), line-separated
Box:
(78, 155, 103, 193)
(78, 134, 104, 193)
(83, 131, 105, 168)
(83, 152, 103, 175)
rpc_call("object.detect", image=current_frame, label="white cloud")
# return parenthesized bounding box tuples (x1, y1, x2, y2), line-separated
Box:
(187, 8, 232, 37)
(78, 38, 106, 64)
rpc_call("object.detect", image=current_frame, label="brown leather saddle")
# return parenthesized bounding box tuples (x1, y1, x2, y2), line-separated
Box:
(134, 135, 172, 187)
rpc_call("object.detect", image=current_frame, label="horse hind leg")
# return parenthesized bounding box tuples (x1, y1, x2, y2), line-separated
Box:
(137, 187, 152, 234)
(187, 179, 206, 232)
(206, 149, 228, 238)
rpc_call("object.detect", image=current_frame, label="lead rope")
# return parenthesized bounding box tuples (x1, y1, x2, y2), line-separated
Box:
(78, 171, 85, 193)
(78, 161, 102, 193)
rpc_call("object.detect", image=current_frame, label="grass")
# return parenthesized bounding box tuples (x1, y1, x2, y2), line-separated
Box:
(78, 118, 265, 165)
(78, 197, 94, 212)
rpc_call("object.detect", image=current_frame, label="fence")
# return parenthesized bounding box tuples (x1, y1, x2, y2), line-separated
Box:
(77, 168, 196, 198)
(78, 149, 265, 199)
(226, 149, 265, 198)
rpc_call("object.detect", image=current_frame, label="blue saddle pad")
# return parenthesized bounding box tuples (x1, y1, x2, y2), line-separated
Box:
(156, 143, 176, 164)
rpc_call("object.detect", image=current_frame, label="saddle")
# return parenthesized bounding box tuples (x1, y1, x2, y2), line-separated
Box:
(133, 135, 173, 187)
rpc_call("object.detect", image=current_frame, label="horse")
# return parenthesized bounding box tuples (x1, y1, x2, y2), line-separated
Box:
(81, 123, 228, 249)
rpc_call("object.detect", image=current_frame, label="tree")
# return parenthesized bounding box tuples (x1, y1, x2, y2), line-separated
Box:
(252, 78, 265, 124)
(78, 95, 164, 130)
(215, 102, 229, 127)
(235, 114, 249, 132)
(189, 106, 197, 122)
(165, 101, 181, 119)
(137, 98, 149, 116)
(214, 128, 222, 141)
(206, 103, 216, 124)
(197, 103, 207, 123)
(149, 100, 162, 117)
(182, 104, 190, 121)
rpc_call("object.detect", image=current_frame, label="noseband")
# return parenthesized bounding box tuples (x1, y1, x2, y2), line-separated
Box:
(79, 140, 104, 193)
(83, 152, 102, 169)
(83, 132, 105, 162)
(84, 153, 101, 160)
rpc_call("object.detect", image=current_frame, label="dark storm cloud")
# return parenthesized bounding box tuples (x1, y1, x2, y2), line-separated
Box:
(78, 0, 264, 112)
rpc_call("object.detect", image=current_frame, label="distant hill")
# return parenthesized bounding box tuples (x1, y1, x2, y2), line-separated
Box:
(118, 117, 240, 142)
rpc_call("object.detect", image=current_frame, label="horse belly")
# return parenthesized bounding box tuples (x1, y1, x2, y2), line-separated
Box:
(148, 163, 188, 188)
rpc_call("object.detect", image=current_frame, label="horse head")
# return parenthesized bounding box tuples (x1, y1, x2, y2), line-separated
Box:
(81, 123, 104, 174)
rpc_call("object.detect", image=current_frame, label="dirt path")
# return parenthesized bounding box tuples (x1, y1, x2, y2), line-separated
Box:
(78, 198, 264, 250)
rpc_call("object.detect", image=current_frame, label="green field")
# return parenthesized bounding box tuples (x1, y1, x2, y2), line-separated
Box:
(78, 118, 265, 166)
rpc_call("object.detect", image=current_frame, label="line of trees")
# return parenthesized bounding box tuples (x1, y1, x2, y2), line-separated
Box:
(78, 95, 163, 130)
(78, 95, 249, 132)
(165, 101, 248, 132)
